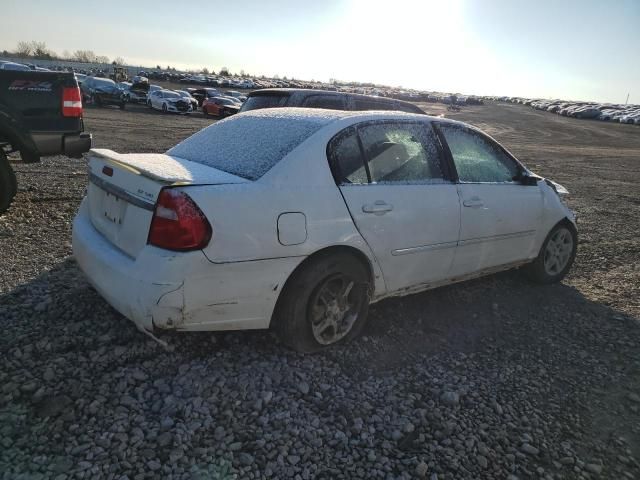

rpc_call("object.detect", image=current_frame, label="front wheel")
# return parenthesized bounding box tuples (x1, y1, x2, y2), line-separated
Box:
(523, 221, 577, 284)
(162, 103, 167, 113)
(0, 151, 17, 215)
(274, 253, 372, 353)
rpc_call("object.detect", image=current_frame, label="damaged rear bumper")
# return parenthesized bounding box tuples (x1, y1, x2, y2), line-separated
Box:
(72, 204, 188, 332)
(72, 199, 303, 334)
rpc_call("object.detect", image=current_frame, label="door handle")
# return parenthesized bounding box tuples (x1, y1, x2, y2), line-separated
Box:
(362, 201, 393, 215)
(463, 196, 484, 208)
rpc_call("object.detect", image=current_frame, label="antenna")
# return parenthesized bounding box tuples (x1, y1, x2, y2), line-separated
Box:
(626, 93, 629, 105)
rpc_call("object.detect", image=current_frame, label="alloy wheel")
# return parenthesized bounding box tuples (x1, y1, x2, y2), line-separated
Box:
(544, 227, 574, 276)
(309, 274, 362, 345)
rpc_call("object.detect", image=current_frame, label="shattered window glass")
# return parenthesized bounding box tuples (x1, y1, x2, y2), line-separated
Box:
(358, 122, 446, 184)
(439, 125, 518, 183)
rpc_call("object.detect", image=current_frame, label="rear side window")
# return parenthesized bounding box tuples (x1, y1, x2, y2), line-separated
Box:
(241, 93, 289, 112)
(329, 122, 446, 185)
(302, 95, 346, 110)
(359, 123, 445, 183)
(167, 115, 326, 180)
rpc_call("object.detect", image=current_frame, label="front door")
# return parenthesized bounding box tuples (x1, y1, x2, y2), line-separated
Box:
(328, 121, 461, 293)
(436, 123, 543, 276)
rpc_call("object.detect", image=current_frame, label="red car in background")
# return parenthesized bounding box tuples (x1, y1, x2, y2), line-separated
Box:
(202, 97, 241, 117)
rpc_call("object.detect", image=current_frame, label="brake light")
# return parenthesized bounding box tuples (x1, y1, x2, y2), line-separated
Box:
(148, 189, 212, 251)
(62, 86, 83, 117)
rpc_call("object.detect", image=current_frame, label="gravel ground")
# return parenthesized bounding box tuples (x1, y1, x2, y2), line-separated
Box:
(1, 102, 639, 479)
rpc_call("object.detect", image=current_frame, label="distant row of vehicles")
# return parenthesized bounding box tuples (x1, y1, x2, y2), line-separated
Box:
(76, 74, 247, 117)
(489, 96, 640, 125)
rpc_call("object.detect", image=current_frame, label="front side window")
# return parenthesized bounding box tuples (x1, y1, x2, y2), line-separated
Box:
(328, 122, 446, 185)
(438, 124, 519, 183)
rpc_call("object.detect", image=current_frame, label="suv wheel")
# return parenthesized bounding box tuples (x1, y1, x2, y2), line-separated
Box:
(275, 253, 372, 353)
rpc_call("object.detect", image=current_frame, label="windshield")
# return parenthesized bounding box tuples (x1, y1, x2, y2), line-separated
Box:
(163, 91, 181, 99)
(167, 112, 331, 180)
(176, 91, 191, 98)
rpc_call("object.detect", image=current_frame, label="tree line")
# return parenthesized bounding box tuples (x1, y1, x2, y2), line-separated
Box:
(4, 41, 125, 65)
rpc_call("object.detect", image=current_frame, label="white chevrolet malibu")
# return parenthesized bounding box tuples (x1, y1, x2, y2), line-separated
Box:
(73, 108, 577, 352)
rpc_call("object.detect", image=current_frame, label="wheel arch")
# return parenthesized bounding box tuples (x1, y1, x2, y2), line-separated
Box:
(269, 244, 377, 328)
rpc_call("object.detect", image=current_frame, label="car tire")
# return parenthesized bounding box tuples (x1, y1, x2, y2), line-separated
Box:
(162, 103, 167, 113)
(523, 220, 577, 284)
(0, 151, 17, 215)
(94, 95, 102, 107)
(119, 102, 126, 110)
(274, 252, 372, 353)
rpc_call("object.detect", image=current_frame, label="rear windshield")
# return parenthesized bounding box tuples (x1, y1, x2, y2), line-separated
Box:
(241, 93, 290, 112)
(167, 114, 327, 180)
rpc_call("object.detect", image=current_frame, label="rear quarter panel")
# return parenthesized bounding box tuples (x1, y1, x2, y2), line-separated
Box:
(184, 124, 387, 295)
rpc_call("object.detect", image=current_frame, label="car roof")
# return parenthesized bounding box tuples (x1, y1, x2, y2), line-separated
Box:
(234, 107, 448, 126)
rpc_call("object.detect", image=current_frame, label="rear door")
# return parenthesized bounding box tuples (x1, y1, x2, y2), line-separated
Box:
(329, 120, 461, 293)
(435, 123, 543, 275)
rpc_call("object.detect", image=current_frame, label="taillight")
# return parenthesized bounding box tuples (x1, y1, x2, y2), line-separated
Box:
(148, 188, 212, 251)
(62, 86, 83, 117)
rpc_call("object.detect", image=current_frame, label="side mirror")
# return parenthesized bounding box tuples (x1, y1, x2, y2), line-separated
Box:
(514, 171, 540, 186)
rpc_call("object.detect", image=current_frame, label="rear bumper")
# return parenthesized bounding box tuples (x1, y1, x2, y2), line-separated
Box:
(31, 131, 92, 158)
(73, 200, 182, 332)
(64, 132, 92, 157)
(72, 199, 303, 333)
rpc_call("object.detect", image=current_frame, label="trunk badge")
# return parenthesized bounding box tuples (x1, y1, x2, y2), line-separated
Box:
(102, 166, 114, 177)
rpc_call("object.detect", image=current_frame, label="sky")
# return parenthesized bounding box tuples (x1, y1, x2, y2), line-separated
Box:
(1, 0, 638, 103)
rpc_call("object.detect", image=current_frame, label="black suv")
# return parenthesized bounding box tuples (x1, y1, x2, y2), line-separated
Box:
(240, 89, 425, 114)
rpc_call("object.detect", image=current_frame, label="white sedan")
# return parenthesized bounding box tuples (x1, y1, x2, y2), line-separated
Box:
(148, 89, 193, 114)
(73, 109, 577, 352)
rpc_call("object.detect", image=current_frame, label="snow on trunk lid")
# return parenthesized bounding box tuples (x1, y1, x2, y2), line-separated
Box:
(86, 149, 247, 258)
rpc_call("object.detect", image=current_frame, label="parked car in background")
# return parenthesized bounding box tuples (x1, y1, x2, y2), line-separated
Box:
(73, 108, 576, 352)
(81, 77, 126, 109)
(145, 85, 162, 105)
(0, 62, 32, 71)
(202, 96, 241, 117)
(190, 88, 221, 107)
(175, 90, 199, 110)
(240, 89, 426, 114)
(128, 76, 150, 104)
(148, 89, 192, 114)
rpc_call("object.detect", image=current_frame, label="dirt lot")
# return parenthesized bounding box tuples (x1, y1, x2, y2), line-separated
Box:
(1, 103, 639, 480)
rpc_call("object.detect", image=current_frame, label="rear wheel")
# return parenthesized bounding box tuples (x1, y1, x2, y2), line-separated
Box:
(274, 253, 372, 353)
(0, 151, 17, 215)
(94, 94, 102, 107)
(524, 221, 577, 284)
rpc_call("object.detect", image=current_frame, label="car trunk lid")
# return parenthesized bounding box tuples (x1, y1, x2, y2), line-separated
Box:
(86, 148, 247, 258)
